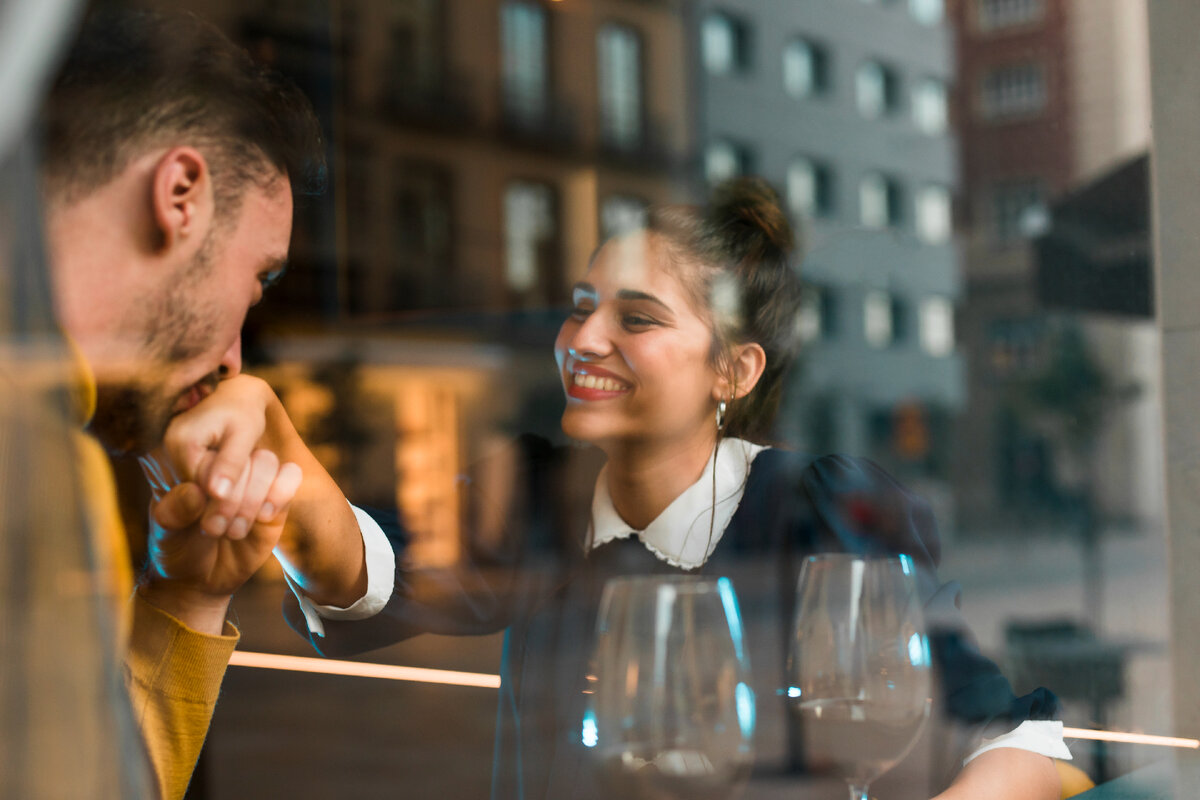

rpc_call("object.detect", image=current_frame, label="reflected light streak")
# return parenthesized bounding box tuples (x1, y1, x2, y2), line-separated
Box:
(229, 651, 501, 689)
(1063, 727, 1200, 750)
(228, 653, 1200, 749)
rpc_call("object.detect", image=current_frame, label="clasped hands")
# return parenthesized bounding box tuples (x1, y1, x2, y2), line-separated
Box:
(136, 375, 300, 633)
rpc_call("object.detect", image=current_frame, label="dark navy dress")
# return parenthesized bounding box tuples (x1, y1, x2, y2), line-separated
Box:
(284, 437, 1058, 799)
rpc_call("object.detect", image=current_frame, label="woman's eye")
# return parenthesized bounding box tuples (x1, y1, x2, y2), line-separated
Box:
(570, 305, 594, 320)
(622, 314, 656, 329)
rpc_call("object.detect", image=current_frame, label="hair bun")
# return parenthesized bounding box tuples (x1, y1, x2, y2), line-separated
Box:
(708, 176, 795, 256)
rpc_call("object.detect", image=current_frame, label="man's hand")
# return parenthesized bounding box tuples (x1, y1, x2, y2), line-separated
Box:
(137, 447, 302, 634)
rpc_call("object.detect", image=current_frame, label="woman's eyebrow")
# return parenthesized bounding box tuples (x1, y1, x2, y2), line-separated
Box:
(616, 288, 673, 313)
(571, 282, 597, 300)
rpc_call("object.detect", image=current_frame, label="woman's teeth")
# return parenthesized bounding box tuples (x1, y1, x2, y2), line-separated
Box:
(573, 373, 625, 392)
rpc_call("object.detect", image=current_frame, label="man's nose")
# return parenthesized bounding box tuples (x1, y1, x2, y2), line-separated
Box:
(218, 333, 242, 378)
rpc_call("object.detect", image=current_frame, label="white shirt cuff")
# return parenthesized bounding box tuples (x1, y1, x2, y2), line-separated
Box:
(963, 720, 1072, 765)
(280, 502, 396, 637)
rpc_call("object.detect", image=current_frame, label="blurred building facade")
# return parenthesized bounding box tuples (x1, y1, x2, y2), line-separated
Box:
(948, 0, 1160, 533)
(148, 0, 697, 565)
(691, 0, 964, 514)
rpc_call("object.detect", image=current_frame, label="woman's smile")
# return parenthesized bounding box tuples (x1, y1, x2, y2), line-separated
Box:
(565, 364, 633, 399)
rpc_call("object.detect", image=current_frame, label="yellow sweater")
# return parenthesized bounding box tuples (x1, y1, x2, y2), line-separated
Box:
(72, 355, 240, 799)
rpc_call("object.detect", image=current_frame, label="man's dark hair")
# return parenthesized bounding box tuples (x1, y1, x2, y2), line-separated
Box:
(41, 8, 325, 214)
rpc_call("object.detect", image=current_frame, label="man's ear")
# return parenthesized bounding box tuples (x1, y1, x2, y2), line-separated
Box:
(151, 147, 214, 253)
(715, 342, 767, 401)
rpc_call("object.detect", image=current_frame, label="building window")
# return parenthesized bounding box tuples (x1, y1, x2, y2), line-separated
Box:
(977, 0, 1044, 31)
(989, 179, 1045, 244)
(504, 181, 557, 301)
(860, 173, 903, 229)
(600, 195, 647, 239)
(915, 185, 952, 244)
(910, 0, 944, 25)
(856, 60, 900, 118)
(864, 290, 894, 348)
(920, 296, 955, 356)
(797, 288, 823, 344)
(787, 157, 835, 220)
(500, 2, 548, 124)
(979, 63, 1046, 120)
(597, 24, 643, 151)
(702, 12, 750, 76)
(391, 161, 454, 310)
(798, 285, 840, 342)
(705, 140, 749, 184)
(782, 38, 829, 99)
(912, 78, 948, 134)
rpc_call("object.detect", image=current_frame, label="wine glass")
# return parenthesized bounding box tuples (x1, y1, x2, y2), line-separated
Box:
(585, 574, 756, 800)
(787, 554, 933, 800)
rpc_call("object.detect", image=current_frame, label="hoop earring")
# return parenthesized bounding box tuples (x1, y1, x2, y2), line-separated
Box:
(716, 399, 727, 432)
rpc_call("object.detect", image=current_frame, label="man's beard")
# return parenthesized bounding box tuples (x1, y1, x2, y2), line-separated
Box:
(88, 380, 174, 456)
(87, 235, 220, 455)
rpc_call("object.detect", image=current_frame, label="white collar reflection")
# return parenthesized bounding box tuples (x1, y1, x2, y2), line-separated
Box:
(588, 438, 766, 569)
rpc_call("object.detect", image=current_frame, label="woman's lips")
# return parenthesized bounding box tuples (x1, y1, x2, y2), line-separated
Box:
(565, 366, 631, 400)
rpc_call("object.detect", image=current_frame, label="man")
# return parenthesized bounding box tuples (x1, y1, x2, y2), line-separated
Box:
(36, 9, 326, 797)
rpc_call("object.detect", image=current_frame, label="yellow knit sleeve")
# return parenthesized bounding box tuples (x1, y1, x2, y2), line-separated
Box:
(74, 433, 241, 800)
(125, 593, 239, 800)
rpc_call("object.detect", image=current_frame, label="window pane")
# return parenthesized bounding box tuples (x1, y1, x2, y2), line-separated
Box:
(783, 39, 825, 98)
(864, 289, 894, 347)
(702, 14, 735, 75)
(788, 157, 833, 219)
(980, 63, 1046, 120)
(787, 159, 817, 218)
(977, 0, 1044, 31)
(860, 173, 888, 228)
(913, 78, 947, 134)
(857, 60, 898, 118)
(856, 62, 886, 118)
(598, 25, 642, 149)
(910, 0, 944, 26)
(920, 297, 955, 356)
(501, 2, 547, 122)
(989, 179, 1045, 244)
(798, 287, 823, 343)
(916, 185, 951, 243)
(705, 141, 744, 183)
(504, 182, 554, 293)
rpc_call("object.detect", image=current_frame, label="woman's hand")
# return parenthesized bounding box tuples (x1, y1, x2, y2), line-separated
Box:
(159, 374, 275, 537)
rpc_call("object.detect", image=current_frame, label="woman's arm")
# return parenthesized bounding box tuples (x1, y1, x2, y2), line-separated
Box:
(933, 748, 1060, 800)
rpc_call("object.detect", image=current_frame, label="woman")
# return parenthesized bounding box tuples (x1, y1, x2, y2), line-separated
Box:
(165, 179, 1070, 798)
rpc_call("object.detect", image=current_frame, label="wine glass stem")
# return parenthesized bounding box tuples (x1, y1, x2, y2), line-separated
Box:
(847, 784, 870, 800)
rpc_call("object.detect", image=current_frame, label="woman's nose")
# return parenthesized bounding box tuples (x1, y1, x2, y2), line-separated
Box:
(566, 312, 612, 360)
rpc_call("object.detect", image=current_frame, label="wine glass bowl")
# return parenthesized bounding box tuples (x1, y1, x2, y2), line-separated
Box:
(788, 554, 933, 799)
(586, 575, 756, 800)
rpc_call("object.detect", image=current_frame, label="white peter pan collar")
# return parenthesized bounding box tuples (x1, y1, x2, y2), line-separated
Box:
(588, 438, 767, 569)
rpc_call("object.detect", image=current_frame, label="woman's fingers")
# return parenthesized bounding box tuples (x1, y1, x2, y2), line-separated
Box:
(224, 449, 281, 540)
(259, 461, 303, 523)
(198, 450, 302, 539)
